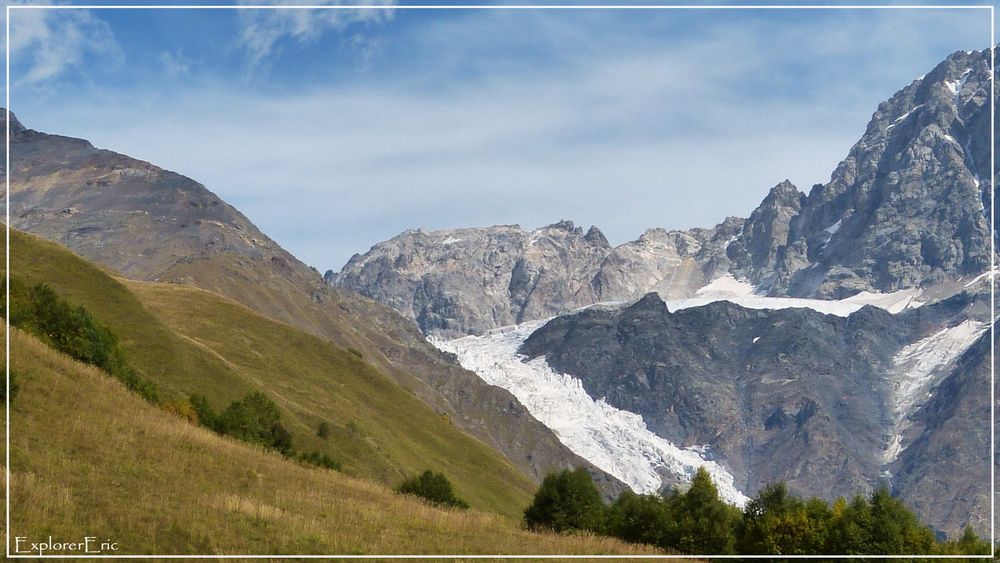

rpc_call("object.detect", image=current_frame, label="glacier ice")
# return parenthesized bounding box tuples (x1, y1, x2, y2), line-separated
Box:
(433, 319, 750, 507)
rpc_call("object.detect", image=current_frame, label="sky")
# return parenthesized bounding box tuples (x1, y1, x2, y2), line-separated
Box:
(5, 1, 994, 271)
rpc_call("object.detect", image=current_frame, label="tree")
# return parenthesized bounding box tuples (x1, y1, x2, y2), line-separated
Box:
(396, 470, 469, 509)
(868, 487, 935, 555)
(189, 394, 218, 430)
(606, 490, 671, 547)
(216, 391, 290, 452)
(737, 482, 831, 555)
(524, 468, 605, 533)
(664, 467, 739, 554)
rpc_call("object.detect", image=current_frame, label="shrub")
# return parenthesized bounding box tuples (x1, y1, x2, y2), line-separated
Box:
(396, 470, 469, 509)
(163, 398, 198, 423)
(524, 468, 605, 533)
(316, 422, 330, 440)
(216, 391, 292, 453)
(189, 394, 218, 430)
(298, 451, 342, 471)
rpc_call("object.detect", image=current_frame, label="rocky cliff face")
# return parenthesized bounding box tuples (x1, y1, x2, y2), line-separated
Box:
(1, 110, 624, 495)
(331, 49, 996, 336)
(767, 49, 994, 298)
(516, 288, 990, 536)
(329, 218, 744, 338)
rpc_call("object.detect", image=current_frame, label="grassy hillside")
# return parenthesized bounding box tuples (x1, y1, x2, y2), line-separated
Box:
(6, 229, 535, 518)
(5, 328, 656, 556)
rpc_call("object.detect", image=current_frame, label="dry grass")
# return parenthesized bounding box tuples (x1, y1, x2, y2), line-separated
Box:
(7, 229, 540, 518)
(5, 329, 660, 556)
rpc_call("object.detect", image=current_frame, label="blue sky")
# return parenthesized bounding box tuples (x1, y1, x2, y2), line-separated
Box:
(6, 2, 994, 271)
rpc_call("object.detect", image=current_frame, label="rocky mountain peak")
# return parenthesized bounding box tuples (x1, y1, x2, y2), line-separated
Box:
(545, 219, 583, 235)
(584, 225, 611, 249)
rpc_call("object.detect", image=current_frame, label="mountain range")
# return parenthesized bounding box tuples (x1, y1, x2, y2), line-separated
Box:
(328, 47, 998, 538)
(3, 46, 995, 542)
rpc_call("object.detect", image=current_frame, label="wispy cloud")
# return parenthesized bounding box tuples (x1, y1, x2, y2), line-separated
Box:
(236, 0, 395, 68)
(9, 7, 122, 88)
(15, 8, 991, 271)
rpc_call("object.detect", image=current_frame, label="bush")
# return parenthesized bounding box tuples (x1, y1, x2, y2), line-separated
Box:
(189, 394, 218, 429)
(316, 422, 330, 440)
(524, 468, 605, 533)
(163, 398, 198, 423)
(396, 470, 469, 509)
(216, 391, 292, 453)
(298, 451, 342, 471)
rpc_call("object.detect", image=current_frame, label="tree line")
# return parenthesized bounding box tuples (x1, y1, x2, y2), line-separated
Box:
(523, 467, 991, 558)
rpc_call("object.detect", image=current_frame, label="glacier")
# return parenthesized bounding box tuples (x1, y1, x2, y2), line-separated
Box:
(433, 319, 750, 507)
(882, 319, 987, 466)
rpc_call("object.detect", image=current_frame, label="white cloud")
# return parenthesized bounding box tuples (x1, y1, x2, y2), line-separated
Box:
(8, 7, 122, 88)
(237, 0, 395, 67)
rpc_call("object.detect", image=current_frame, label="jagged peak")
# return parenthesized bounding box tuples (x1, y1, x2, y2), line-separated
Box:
(543, 219, 583, 235)
(768, 180, 802, 199)
(584, 225, 611, 249)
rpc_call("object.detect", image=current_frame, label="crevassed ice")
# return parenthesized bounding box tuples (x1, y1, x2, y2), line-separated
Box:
(433, 320, 750, 507)
(882, 319, 987, 466)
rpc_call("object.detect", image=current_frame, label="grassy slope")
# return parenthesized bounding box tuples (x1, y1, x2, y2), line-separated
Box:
(6, 328, 657, 556)
(7, 229, 534, 518)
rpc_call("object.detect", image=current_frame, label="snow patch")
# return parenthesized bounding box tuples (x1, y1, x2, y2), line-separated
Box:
(433, 320, 749, 507)
(662, 275, 922, 317)
(824, 219, 843, 235)
(840, 288, 923, 314)
(441, 236, 463, 245)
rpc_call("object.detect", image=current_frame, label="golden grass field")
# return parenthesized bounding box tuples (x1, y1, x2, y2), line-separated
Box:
(7, 229, 541, 518)
(5, 328, 660, 556)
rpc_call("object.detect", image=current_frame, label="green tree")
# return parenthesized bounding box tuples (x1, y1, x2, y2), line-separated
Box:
(189, 394, 218, 430)
(664, 467, 738, 554)
(216, 391, 291, 453)
(396, 470, 469, 509)
(737, 482, 831, 555)
(606, 490, 671, 547)
(524, 468, 606, 533)
(868, 487, 935, 555)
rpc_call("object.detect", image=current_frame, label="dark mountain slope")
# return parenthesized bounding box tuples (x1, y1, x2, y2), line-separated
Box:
(2, 111, 621, 493)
